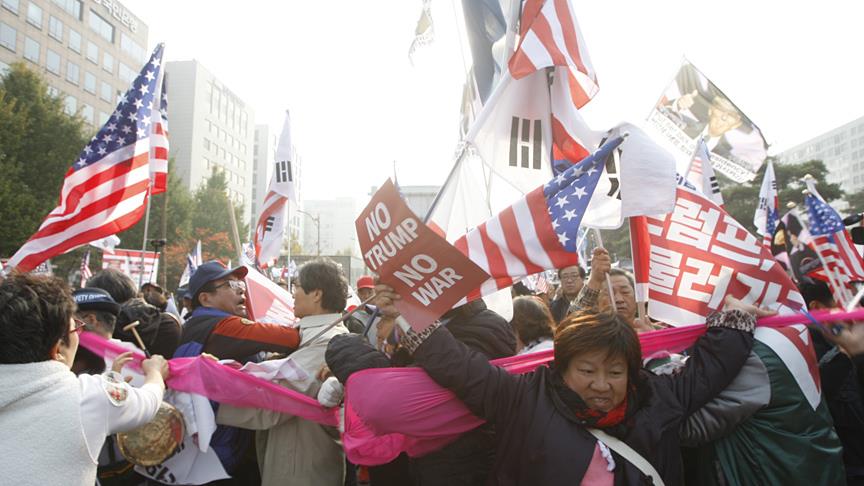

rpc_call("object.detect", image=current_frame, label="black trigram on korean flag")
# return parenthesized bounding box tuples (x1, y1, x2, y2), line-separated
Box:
(709, 175, 721, 196)
(275, 160, 293, 184)
(509, 117, 542, 170)
(264, 215, 276, 232)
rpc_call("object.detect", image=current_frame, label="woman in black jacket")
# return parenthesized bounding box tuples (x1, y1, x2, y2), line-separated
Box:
(351, 286, 770, 486)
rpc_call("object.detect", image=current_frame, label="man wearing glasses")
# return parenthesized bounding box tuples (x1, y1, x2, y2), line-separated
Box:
(177, 260, 300, 362)
(175, 260, 301, 482)
(550, 265, 586, 323)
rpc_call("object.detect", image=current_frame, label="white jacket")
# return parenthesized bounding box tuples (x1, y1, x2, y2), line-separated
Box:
(0, 360, 163, 485)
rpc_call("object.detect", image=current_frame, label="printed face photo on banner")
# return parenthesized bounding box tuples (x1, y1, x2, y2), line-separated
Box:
(649, 61, 769, 183)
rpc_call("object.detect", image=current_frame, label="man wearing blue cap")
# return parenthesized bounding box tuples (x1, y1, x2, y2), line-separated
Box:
(177, 260, 300, 361)
(176, 260, 301, 481)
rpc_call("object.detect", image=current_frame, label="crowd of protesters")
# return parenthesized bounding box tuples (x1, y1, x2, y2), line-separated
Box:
(2, 250, 864, 486)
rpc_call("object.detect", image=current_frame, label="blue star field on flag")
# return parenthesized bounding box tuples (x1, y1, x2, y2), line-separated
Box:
(542, 136, 625, 252)
(72, 44, 165, 172)
(804, 194, 845, 237)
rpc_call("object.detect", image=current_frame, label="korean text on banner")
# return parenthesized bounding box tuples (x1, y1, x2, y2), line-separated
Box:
(356, 180, 489, 331)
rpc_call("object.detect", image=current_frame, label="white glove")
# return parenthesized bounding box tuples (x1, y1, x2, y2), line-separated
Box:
(317, 376, 344, 408)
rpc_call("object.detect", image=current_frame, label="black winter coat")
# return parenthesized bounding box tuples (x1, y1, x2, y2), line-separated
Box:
(411, 322, 753, 486)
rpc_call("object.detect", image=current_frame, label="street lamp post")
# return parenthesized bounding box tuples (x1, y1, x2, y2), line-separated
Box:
(297, 209, 321, 256)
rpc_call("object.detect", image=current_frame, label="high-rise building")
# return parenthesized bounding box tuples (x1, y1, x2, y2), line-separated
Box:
(0, 0, 149, 129)
(776, 115, 864, 193)
(164, 59, 255, 224)
(251, 124, 273, 219)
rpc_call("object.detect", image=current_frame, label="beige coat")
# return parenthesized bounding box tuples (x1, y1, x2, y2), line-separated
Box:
(217, 314, 348, 486)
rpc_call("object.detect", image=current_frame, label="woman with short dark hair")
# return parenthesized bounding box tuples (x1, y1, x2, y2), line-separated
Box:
(373, 284, 770, 486)
(0, 272, 169, 485)
(510, 296, 555, 355)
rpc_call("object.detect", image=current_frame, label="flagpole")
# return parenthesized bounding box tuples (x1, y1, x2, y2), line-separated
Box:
(591, 228, 618, 315)
(226, 191, 243, 262)
(138, 187, 152, 287)
(424, 71, 514, 223)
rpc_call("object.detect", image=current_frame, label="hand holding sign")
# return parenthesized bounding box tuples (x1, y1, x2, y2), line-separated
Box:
(356, 180, 489, 331)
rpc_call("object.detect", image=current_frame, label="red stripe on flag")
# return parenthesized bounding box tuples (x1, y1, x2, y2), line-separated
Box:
(499, 207, 544, 275)
(51, 154, 148, 218)
(566, 70, 591, 110)
(528, 10, 568, 68)
(30, 179, 151, 240)
(525, 187, 578, 268)
(477, 222, 509, 278)
(554, 0, 591, 80)
(551, 115, 589, 162)
(15, 204, 148, 272)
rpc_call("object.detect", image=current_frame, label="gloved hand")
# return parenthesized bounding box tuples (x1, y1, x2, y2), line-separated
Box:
(317, 376, 344, 408)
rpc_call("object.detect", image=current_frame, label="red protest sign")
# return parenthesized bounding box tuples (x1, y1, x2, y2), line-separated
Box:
(356, 180, 490, 331)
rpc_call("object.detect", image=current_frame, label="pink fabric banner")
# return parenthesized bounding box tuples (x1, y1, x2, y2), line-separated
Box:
(79, 333, 338, 427)
(79, 308, 864, 465)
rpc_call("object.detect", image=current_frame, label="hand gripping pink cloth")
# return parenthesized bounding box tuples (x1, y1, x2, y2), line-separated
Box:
(80, 309, 864, 465)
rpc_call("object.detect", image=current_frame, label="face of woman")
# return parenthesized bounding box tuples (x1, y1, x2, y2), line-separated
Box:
(56, 317, 80, 368)
(562, 349, 628, 412)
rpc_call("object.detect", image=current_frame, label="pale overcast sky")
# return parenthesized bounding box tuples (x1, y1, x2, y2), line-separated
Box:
(126, 0, 864, 202)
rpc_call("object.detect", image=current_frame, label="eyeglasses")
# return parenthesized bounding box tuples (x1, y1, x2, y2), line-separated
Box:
(71, 318, 87, 335)
(212, 280, 247, 294)
(560, 275, 582, 282)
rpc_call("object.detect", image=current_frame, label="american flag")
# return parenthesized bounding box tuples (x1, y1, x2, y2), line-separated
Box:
(804, 192, 864, 306)
(754, 160, 779, 248)
(513, 0, 599, 167)
(79, 250, 93, 288)
(455, 136, 624, 301)
(150, 76, 169, 194)
(5, 44, 166, 272)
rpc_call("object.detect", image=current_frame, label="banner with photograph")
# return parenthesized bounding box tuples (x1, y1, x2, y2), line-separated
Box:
(102, 248, 159, 284)
(648, 60, 768, 182)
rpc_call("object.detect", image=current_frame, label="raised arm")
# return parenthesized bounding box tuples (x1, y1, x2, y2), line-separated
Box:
(374, 285, 525, 425)
(659, 307, 757, 416)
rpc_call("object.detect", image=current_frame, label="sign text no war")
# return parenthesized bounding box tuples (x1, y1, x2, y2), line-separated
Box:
(355, 180, 488, 331)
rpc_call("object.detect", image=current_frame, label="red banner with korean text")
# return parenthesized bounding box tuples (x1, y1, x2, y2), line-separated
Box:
(646, 184, 805, 326)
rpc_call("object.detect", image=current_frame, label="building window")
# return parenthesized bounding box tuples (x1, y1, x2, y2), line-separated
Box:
(66, 60, 79, 84)
(46, 85, 59, 97)
(2, 0, 18, 14)
(120, 32, 144, 63)
(0, 22, 16, 52)
(88, 11, 114, 43)
(52, 0, 82, 19)
(0, 60, 9, 76)
(68, 28, 81, 53)
(100, 81, 111, 101)
(98, 111, 109, 125)
(64, 95, 76, 115)
(26, 3, 43, 28)
(102, 51, 113, 73)
(118, 62, 135, 84)
(203, 138, 211, 150)
(86, 41, 98, 64)
(46, 48, 60, 74)
(83, 71, 95, 93)
(48, 15, 63, 41)
(81, 103, 93, 124)
(24, 37, 39, 63)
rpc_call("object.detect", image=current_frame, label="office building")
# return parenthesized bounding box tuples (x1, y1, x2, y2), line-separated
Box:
(0, 0, 149, 129)
(776, 115, 864, 194)
(165, 59, 255, 224)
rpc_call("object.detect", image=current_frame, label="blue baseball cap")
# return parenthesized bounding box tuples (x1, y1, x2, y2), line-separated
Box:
(73, 287, 121, 316)
(188, 260, 248, 301)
